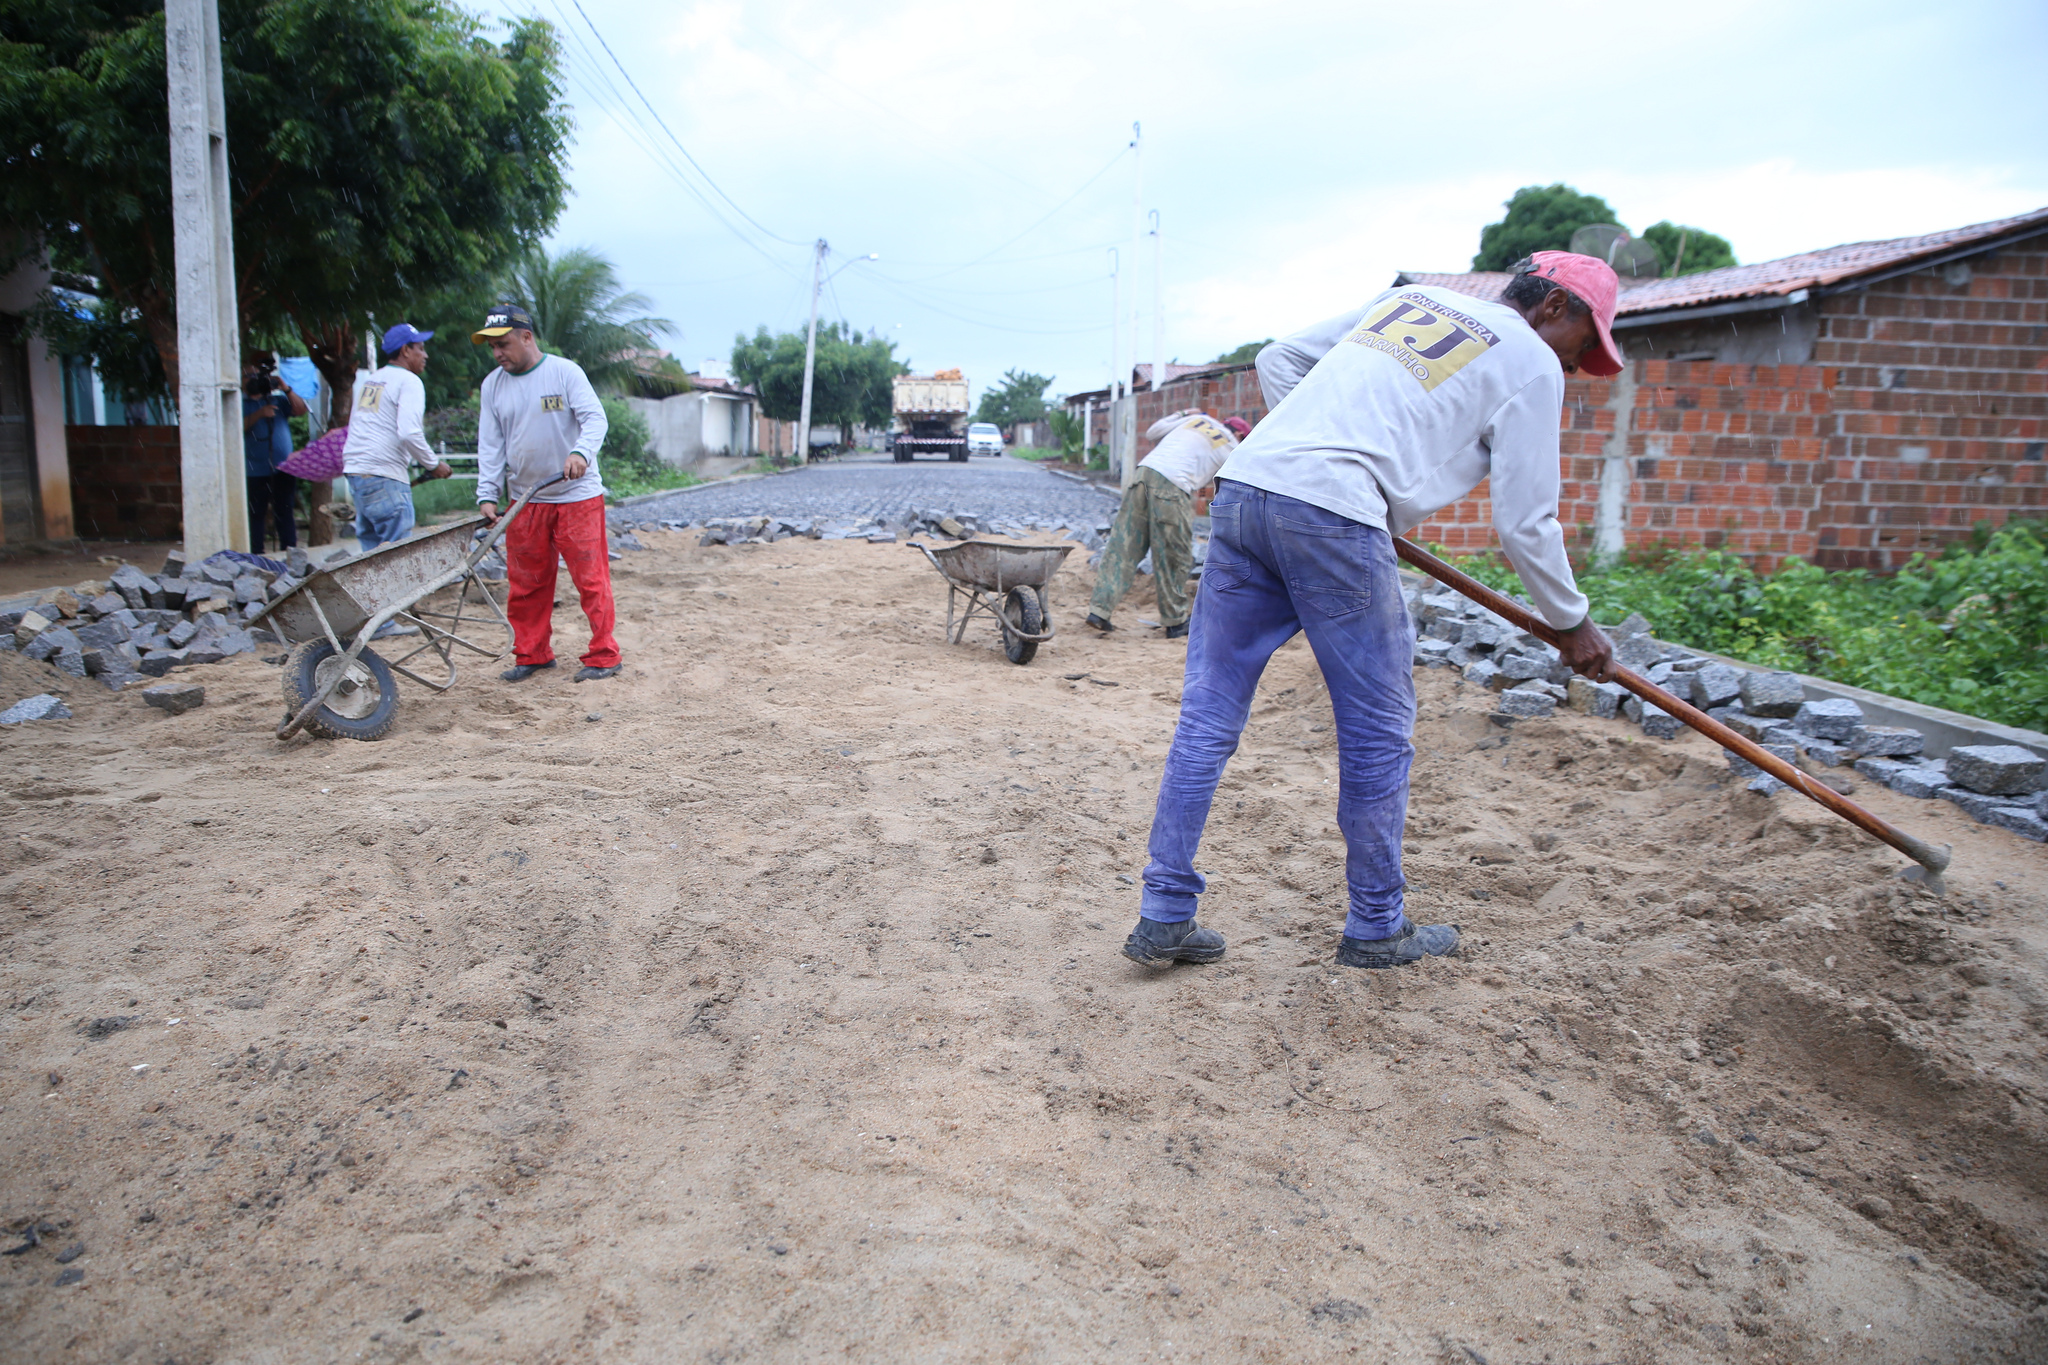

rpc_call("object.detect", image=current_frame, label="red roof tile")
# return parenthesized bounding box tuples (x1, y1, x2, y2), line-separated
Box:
(1397, 206, 2048, 319)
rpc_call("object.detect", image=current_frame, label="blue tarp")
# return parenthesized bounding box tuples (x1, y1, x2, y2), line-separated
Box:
(277, 356, 321, 408)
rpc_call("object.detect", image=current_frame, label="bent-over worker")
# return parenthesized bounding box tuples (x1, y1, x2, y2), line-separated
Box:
(1086, 410, 1251, 638)
(472, 303, 621, 683)
(1123, 252, 1620, 972)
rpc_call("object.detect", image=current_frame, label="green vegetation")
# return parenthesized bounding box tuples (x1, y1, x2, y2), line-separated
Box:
(1440, 523, 2048, 731)
(604, 466, 702, 502)
(1046, 408, 1084, 459)
(1212, 340, 1272, 366)
(731, 322, 903, 440)
(974, 369, 1052, 427)
(1472, 185, 1622, 270)
(6, 0, 570, 423)
(1471, 186, 1738, 279)
(1639, 222, 1737, 278)
(411, 473, 481, 520)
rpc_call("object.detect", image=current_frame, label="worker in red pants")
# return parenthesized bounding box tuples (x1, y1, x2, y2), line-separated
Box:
(472, 302, 622, 682)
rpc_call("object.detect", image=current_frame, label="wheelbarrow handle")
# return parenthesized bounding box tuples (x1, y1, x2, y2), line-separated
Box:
(905, 539, 947, 575)
(465, 474, 568, 571)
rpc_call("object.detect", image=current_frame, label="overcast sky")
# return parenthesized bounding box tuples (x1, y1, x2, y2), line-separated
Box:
(486, 0, 2048, 406)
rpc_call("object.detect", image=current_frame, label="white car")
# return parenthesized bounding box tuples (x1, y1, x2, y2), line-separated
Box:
(966, 423, 1004, 457)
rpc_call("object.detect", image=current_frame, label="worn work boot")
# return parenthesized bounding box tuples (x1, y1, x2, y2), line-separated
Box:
(1334, 915, 1460, 970)
(1122, 916, 1226, 968)
(575, 664, 622, 682)
(1085, 613, 1115, 633)
(1163, 621, 1189, 639)
(500, 660, 556, 683)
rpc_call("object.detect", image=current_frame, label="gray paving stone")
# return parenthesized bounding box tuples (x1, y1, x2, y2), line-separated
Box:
(614, 454, 1120, 530)
(1725, 713, 1795, 744)
(1849, 725, 1925, 758)
(1791, 698, 1864, 739)
(1496, 688, 1557, 719)
(0, 693, 71, 724)
(1853, 756, 1909, 785)
(1726, 741, 1799, 780)
(1566, 676, 1626, 718)
(1738, 670, 1807, 717)
(1462, 659, 1503, 690)
(1800, 738, 1857, 767)
(1414, 638, 1457, 668)
(1689, 663, 1745, 708)
(24, 625, 79, 663)
(1887, 765, 1954, 799)
(1943, 744, 2048, 796)
(138, 648, 188, 677)
(142, 681, 205, 715)
(109, 565, 155, 610)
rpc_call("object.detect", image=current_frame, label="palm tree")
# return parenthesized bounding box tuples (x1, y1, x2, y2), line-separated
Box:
(502, 245, 676, 392)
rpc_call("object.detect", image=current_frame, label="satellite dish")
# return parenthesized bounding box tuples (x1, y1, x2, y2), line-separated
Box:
(1569, 224, 1661, 279)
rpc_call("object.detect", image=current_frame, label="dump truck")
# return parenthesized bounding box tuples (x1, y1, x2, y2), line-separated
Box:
(891, 371, 969, 462)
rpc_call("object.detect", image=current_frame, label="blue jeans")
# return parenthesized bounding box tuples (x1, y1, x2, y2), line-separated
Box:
(349, 474, 415, 551)
(1141, 481, 1416, 941)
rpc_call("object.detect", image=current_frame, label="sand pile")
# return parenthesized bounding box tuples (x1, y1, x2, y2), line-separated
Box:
(1, 531, 2043, 1362)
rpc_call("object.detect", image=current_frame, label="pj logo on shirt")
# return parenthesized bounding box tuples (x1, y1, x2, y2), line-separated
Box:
(541, 395, 565, 412)
(1347, 293, 1497, 392)
(358, 382, 385, 413)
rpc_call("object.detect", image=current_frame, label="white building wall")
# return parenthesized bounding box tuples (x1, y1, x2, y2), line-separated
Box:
(628, 390, 757, 469)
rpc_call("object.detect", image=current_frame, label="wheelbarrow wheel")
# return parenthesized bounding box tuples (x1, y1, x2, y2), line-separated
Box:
(282, 638, 399, 741)
(1000, 587, 1043, 665)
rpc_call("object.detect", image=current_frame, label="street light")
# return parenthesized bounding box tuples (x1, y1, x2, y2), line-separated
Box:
(797, 245, 878, 461)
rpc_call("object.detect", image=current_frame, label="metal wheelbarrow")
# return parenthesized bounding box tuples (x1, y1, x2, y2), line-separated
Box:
(251, 476, 563, 740)
(909, 539, 1073, 665)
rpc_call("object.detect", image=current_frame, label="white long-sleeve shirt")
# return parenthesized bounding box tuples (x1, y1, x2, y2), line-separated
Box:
(341, 365, 434, 482)
(1139, 410, 1238, 495)
(475, 353, 608, 506)
(1225, 285, 1590, 629)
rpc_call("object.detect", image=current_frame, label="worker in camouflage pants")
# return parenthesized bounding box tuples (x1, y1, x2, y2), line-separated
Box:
(1087, 411, 1249, 638)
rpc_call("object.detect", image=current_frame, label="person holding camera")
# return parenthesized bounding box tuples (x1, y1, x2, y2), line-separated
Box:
(242, 358, 308, 551)
(341, 322, 453, 552)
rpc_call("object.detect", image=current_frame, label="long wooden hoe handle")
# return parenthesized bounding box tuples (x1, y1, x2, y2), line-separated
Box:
(1391, 536, 1953, 890)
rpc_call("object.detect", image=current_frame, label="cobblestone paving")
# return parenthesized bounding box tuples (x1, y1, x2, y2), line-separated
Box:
(611, 454, 1119, 528)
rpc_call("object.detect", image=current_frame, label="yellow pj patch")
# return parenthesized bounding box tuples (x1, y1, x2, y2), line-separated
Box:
(1346, 292, 1498, 392)
(541, 395, 565, 412)
(1186, 417, 1232, 447)
(357, 382, 385, 413)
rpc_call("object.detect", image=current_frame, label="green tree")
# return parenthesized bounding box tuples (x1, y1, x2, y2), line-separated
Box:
(499, 245, 675, 394)
(1640, 222, 1738, 277)
(1472, 185, 1621, 270)
(1212, 339, 1272, 366)
(731, 322, 904, 438)
(1, 0, 570, 425)
(973, 368, 1052, 428)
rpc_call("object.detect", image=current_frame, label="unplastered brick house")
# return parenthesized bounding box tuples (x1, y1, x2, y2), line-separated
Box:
(1086, 207, 2046, 572)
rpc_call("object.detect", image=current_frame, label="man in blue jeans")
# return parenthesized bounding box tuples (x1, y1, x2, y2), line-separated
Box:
(1125, 253, 1623, 971)
(341, 322, 452, 551)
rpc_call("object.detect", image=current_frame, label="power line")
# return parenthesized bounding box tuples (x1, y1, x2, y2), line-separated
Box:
(566, 0, 807, 247)
(886, 148, 1131, 283)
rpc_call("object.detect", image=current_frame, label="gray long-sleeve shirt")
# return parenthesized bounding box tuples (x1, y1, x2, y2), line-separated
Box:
(475, 353, 608, 506)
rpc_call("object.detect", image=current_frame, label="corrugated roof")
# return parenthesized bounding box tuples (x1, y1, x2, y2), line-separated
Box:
(1396, 206, 2048, 320)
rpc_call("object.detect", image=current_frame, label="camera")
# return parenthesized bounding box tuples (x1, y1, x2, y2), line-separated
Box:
(244, 357, 283, 400)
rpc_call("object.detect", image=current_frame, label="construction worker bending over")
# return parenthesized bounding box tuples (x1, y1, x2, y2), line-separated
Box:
(1086, 410, 1251, 638)
(472, 303, 623, 684)
(1123, 253, 1620, 973)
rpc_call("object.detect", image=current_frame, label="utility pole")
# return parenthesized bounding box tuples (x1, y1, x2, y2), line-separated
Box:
(166, 0, 246, 556)
(1108, 247, 1121, 404)
(1150, 208, 1165, 417)
(1129, 121, 1144, 399)
(797, 238, 827, 464)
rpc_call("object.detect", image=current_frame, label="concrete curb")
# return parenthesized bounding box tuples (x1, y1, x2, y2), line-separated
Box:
(1395, 568, 2046, 761)
(609, 467, 797, 509)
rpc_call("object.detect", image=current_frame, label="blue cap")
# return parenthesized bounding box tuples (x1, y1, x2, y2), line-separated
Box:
(382, 322, 434, 354)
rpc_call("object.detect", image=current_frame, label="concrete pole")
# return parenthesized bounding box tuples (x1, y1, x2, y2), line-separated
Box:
(1108, 248, 1121, 405)
(797, 239, 826, 463)
(166, 0, 247, 557)
(1151, 208, 1165, 419)
(1130, 121, 1143, 398)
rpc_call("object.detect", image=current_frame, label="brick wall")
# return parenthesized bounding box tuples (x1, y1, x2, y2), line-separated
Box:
(1809, 239, 2046, 569)
(67, 425, 182, 541)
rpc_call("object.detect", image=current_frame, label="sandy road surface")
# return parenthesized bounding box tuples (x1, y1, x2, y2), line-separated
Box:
(2, 531, 2045, 1363)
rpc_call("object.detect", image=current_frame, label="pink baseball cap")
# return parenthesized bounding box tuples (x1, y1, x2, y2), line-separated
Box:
(1525, 251, 1624, 377)
(1222, 416, 1250, 437)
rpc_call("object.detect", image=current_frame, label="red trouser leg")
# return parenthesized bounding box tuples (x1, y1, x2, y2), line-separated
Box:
(504, 500, 562, 666)
(553, 495, 621, 668)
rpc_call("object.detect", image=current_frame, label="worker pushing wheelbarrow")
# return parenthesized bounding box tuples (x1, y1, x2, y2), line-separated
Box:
(250, 476, 564, 741)
(909, 539, 1074, 665)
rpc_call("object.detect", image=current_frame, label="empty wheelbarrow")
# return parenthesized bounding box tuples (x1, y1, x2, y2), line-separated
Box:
(909, 539, 1074, 665)
(251, 476, 562, 740)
